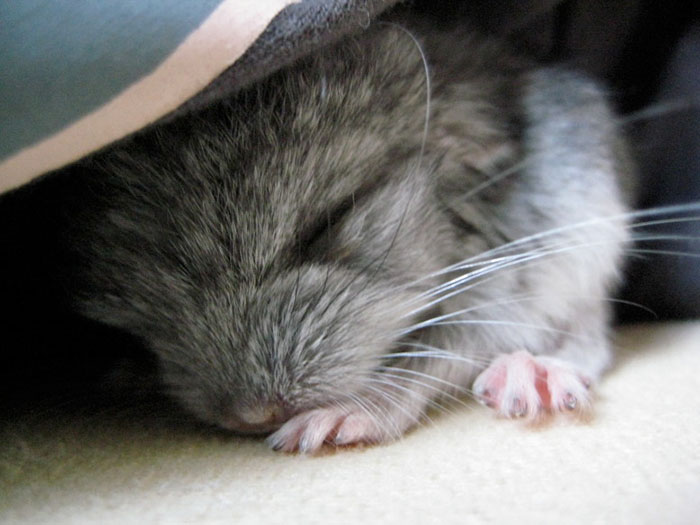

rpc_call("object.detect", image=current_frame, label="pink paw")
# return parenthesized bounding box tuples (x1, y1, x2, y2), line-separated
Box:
(266, 406, 385, 453)
(473, 350, 592, 420)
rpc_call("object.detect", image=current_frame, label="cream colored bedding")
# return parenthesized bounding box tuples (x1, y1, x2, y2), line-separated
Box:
(2, 322, 698, 524)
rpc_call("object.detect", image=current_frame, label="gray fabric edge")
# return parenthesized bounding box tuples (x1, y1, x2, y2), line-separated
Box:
(158, 0, 401, 125)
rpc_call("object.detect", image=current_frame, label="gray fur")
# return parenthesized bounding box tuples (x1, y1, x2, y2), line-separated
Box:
(66, 23, 630, 446)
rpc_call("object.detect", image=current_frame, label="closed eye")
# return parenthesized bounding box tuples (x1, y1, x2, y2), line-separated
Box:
(296, 193, 358, 257)
(290, 170, 392, 262)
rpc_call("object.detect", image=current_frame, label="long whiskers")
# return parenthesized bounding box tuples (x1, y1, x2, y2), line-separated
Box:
(377, 366, 475, 401)
(362, 382, 433, 430)
(385, 343, 493, 367)
(398, 319, 600, 344)
(393, 207, 700, 318)
(418, 202, 700, 286)
(616, 98, 698, 127)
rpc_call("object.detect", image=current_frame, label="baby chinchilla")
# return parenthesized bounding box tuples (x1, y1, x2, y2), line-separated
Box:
(58, 21, 631, 452)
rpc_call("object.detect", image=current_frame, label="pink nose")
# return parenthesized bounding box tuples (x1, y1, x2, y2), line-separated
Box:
(223, 402, 292, 434)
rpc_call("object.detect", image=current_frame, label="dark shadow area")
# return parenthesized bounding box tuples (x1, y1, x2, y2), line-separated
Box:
(0, 172, 170, 423)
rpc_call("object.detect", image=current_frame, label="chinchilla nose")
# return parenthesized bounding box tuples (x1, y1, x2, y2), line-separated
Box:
(224, 401, 293, 434)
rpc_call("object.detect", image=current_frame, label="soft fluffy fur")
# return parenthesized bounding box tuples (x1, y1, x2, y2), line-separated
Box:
(59, 21, 630, 452)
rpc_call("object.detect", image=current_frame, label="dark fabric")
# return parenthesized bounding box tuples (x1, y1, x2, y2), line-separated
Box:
(619, 23, 700, 320)
(166, 0, 697, 126)
(168, 0, 401, 121)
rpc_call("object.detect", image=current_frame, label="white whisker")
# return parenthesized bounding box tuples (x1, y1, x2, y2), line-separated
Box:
(630, 215, 700, 231)
(400, 239, 609, 318)
(366, 374, 443, 417)
(399, 293, 658, 336)
(362, 382, 431, 430)
(630, 233, 700, 244)
(380, 22, 432, 165)
(343, 390, 396, 437)
(378, 366, 475, 400)
(626, 247, 700, 259)
(402, 319, 595, 344)
(422, 202, 700, 283)
(385, 344, 492, 367)
(616, 98, 697, 126)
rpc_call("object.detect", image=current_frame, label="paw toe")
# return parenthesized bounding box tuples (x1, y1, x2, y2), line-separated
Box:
(267, 405, 396, 453)
(267, 408, 343, 453)
(334, 413, 383, 445)
(474, 350, 594, 421)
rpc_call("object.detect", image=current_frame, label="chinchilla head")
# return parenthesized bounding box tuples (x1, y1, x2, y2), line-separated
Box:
(66, 23, 532, 432)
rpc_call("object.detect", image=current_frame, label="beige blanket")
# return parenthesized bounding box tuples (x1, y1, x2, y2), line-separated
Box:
(2, 322, 698, 524)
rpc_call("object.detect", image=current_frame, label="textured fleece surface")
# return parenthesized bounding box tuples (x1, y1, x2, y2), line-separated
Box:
(1, 322, 699, 524)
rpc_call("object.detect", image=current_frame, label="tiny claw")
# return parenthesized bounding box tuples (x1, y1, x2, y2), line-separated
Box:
(266, 435, 282, 451)
(564, 393, 577, 410)
(511, 398, 527, 417)
(334, 434, 350, 446)
(476, 389, 495, 408)
(297, 437, 312, 454)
